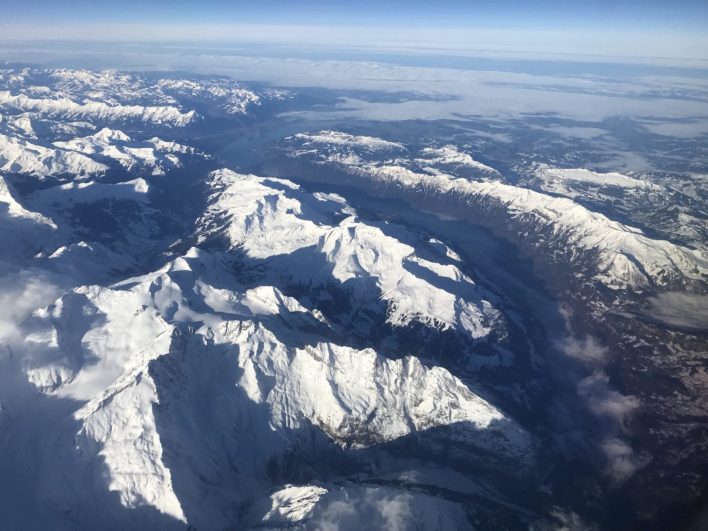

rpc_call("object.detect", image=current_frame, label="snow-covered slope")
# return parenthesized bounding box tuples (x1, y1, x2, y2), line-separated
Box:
(16, 244, 530, 528)
(532, 164, 661, 193)
(54, 128, 198, 177)
(2, 147, 533, 529)
(286, 131, 707, 290)
(293, 130, 405, 151)
(0, 91, 196, 127)
(0, 67, 275, 131)
(0, 174, 56, 227)
(522, 163, 708, 254)
(35, 177, 150, 205)
(0, 111, 37, 137)
(0, 174, 57, 259)
(0, 126, 201, 180)
(197, 169, 505, 342)
(155, 78, 265, 115)
(420, 145, 502, 176)
(40, 241, 137, 283)
(291, 131, 501, 181)
(252, 483, 474, 529)
(453, 178, 706, 289)
(3, 66, 705, 530)
(0, 131, 107, 178)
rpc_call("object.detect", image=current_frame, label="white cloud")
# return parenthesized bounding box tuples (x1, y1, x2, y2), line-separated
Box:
(2, 40, 708, 125)
(601, 437, 649, 483)
(533, 506, 599, 531)
(0, 267, 61, 347)
(306, 486, 470, 531)
(574, 371, 647, 483)
(643, 292, 708, 331)
(557, 336, 609, 366)
(577, 371, 640, 427)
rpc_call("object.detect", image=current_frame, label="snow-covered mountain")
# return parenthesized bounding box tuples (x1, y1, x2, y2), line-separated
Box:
(0, 90, 197, 127)
(22, 248, 529, 528)
(0, 174, 55, 227)
(5, 164, 535, 529)
(522, 163, 708, 253)
(0, 129, 107, 178)
(197, 169, 506, 342)
(277, 128, 708, 529)
(53, 128, 200, 177)
(1, 66, 706, 531)
(0, 67, 277, 129)
(284, 131, 707, 291)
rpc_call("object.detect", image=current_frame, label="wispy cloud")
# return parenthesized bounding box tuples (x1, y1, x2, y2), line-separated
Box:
(0, 267, 60, 348)
(577, 371, 640, 427)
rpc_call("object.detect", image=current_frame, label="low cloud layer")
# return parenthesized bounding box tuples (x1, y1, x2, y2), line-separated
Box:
(1, 41, 708, 127)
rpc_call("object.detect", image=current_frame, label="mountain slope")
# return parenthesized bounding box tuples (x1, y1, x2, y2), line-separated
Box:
(285, 131, 707, 291)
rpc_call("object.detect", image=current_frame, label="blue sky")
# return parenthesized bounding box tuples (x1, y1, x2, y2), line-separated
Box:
(3, 0, 708, 31)
(1, 1, 707, 62)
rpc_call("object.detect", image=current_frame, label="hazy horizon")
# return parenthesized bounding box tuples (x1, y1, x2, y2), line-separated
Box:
(2, 1, 708, 64)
